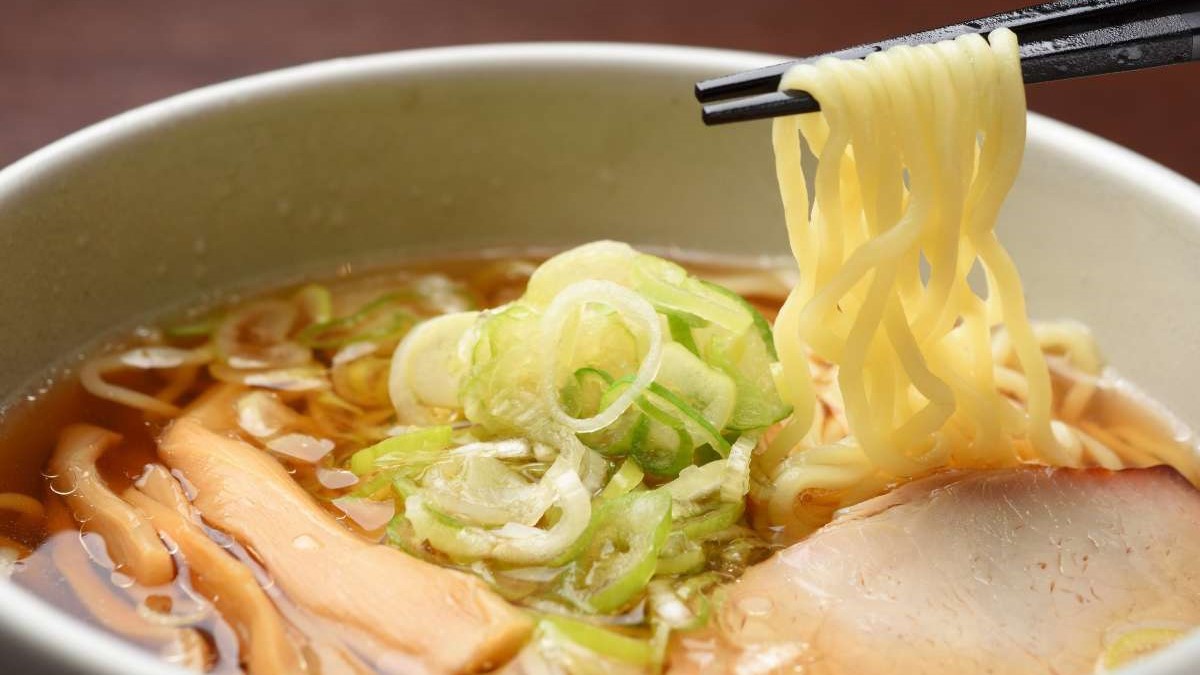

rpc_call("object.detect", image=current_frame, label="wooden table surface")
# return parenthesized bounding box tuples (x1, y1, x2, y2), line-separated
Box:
(2, 0, 1197, 179)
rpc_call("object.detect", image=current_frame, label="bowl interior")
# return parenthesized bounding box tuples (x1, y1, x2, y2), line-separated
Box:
(0, 43, 1197, 675)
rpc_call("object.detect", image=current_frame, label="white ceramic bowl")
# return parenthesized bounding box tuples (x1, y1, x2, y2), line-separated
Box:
(0, 43, 1197, 675)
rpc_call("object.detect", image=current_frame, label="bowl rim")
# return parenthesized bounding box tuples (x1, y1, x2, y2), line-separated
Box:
(0, 41, 1197, 675)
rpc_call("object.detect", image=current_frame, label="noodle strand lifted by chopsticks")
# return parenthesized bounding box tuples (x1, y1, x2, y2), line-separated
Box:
(755, 29, 1169, 533)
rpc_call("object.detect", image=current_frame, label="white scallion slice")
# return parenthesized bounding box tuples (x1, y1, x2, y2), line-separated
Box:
(540, 281, 663, 434)
(721, 435, 757, 503)
(406, 458, 591, 565)
(389, 311, 479, 424)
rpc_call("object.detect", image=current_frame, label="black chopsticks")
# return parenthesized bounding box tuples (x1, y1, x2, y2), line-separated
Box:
(698, 0, 1200, 125)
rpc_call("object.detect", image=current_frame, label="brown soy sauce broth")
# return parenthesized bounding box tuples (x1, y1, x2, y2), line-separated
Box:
(0, 249, 793, 671)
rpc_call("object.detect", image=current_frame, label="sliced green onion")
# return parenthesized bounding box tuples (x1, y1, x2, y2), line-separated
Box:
(655, 536, 705, 576)
(706, 336, 790, 431)
(356, 312, 414, 345)
(351, 471, 396, 499)
(699, 280, 777, 358)
(666, 312, 703, 356)
(389, 311, 479, 425)
(385, 514, 439, 563)
(349, 425, 453, 475)
(540, 280, 663, 434)
(459, 303, 544, 434)
(600, 459, 645, 500)
(668, 279, 791, 431)
(645, 382, 730, 456)
(661, 460, 725, 514)
(405, 459, 591, 565)
(676, 502, 743, 540)
(332, 356, 391, 408)
(720, 435, 757, 502)
(554, 305, 641, 398)
(391, 475, 420, 498)
(523, 241, 639, 306)
(579, 350, 733, 475)
(560, 367, 615, 419)
(215, 299, 310, 369)
(538, 615, 653, 666)
(653, 342, 737, 443)
(298, 293, 415, 349)
(422, 456, 554, 527)
(293, 284, 333, 325)
(560, 490, 672, 613)
(629, 392, 694, 477)
(579, 377, 649, 457)
(632, 256, 752, 334)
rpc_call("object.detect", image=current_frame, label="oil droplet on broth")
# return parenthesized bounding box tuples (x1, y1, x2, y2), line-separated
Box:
(48, 476, 76, 496)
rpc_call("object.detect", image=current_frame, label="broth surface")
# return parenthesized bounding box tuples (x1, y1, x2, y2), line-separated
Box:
(0, 251, 793, 672)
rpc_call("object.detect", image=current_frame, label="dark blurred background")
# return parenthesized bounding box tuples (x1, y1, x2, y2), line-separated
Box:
(1, 0, 1197, 178)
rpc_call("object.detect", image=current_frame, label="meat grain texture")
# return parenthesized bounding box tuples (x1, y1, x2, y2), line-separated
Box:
(670, 467, 1200, 675)
(160, 387, 532, 674)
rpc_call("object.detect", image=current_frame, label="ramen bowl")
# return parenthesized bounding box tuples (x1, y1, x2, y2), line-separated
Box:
(0, 43, 1197, 675)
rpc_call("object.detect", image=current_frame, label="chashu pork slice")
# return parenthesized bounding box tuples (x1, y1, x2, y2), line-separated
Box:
(159, 386, 532, 674)
(670, 467, 1200, 675)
